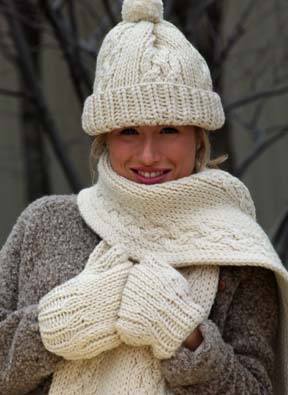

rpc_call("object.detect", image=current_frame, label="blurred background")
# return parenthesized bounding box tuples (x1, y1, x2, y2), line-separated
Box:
(0, 0, 287, 264)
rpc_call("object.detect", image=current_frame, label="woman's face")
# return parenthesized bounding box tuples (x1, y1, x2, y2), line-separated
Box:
(106, 125, 199, 184)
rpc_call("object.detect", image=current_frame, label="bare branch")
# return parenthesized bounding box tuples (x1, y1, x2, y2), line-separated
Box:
(51, 0, 67, 11)
(2, 0, 82, 192)
(0, 88, 30, 99)
(216, 0, 259, 65)
(225, 85, 288, 113)
(234, 125, 288, 177)
(102, 0, 117, 26)
(271, 207, 288, 266)
(40, 0, 92, 104)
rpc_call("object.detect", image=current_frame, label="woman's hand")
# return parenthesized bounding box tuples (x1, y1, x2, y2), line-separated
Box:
(116, 256, 206, 360)
(38, 242, 132, 360)
(182, 326, 203, 351)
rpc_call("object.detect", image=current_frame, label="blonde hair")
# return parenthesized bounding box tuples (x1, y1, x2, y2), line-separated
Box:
(89, 128, 228, 183)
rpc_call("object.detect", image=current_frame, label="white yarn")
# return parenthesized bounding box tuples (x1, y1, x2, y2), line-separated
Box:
(39, 153, 221, 395)
(77, 152, 288, 395)
(39, 240, 215, 363)
(122, 0, 164, 23)
(43, 254, 218, 395)
(38, 243, 132, 360)
(78, 153, 276, 268)
(40, 152, 288, 394)
(116, 255, 208, 359)
(82, 0, 224, 135)
(49, 345, 172, 395)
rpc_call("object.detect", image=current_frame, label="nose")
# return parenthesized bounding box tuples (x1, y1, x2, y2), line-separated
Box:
(138, 138, 161, 165)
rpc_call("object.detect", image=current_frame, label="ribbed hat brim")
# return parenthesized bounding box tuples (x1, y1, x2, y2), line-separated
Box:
(82, 83, 225, 135)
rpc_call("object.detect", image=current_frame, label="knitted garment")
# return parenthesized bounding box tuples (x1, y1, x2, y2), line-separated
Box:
(38, 152, 288, 395)
(78, 153, 288, 395)
(78, 153, 279, 268)
(81, 0, 225, 135)
(38, 154, 220, 394)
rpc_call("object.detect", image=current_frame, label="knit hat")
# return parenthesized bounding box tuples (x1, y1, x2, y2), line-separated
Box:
(82, 0, 225, 136)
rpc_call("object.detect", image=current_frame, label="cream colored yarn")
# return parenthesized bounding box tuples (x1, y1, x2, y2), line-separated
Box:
(116, 255, 207, 359)
(40, 252, 217, 395)
(39, 150, 288, 394)
(78, 152, 276, 268)
(38, 151, 221, 394)
(77, 152, 288, 395)
(48, 345, 172, 395)
(82, 0, 225, 136)
(122, 0, 163, 23)
(38, 242, 132, 360)
(38, 240, 214, 363)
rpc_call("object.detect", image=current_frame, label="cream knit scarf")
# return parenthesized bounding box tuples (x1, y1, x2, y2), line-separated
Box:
(40, 153, 288, 395)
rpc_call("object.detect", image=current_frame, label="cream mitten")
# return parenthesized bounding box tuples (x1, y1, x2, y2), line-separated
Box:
(116, 255, 206, 360)
(38, 241, 132, 360)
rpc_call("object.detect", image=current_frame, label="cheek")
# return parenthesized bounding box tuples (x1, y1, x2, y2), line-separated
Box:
(170, 138, 197, 176)
(107, 139, 131, 174)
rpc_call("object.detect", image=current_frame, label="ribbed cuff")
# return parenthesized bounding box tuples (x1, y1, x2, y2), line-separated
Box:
(82, 83, 225, 136)
(153, 300, 205, 360)
(160, 319, 233, 386)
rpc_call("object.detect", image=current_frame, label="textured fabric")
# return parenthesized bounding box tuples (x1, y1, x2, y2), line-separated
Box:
(0, 195, 279, 395)
(122, 0, 164, 23)
(161, 266, 279, 394)
(78, 152, 280, 269)
(77, 152, 288, 395)
(38, 245, 215, 364)
(39, 153, 220, 394)
(116, 255, 207, 359)
(38, 242, 132, 360)
(81, 0, 225, 135)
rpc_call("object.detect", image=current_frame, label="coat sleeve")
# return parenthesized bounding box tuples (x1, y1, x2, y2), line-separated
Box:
(0, 201, 62, 395)
(160, 266, 278, 394)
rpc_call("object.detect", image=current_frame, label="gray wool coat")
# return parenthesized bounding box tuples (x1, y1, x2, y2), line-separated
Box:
(0, 195, 279, 395)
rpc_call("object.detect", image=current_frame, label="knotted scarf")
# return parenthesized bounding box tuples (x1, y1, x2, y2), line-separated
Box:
(38, 152, 288, 395)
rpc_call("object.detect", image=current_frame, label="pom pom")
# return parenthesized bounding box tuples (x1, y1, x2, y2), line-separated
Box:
(122, 0, 164, 23)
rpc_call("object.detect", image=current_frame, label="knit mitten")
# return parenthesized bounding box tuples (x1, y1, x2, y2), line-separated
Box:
(116, 255, 206, 360)
(38, 241, 132, 360)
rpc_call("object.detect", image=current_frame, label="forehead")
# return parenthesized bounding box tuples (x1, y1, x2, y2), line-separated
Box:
(111, 125, 197, 133)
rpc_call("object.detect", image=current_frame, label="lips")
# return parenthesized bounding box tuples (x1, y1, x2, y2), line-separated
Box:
(131, 168, 171, 184)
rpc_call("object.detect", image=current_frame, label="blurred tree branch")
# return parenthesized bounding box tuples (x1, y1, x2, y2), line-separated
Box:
(234, 125, 288, 177)
(0, 88, 29, 99)
(272, 208, 288, 265)
(225, 85, 288, 113)
(40, 0, 92, 104)
(2, 0, 82, 195)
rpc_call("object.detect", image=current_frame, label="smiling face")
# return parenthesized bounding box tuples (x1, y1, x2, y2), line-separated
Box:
(105, 125, 199, 184)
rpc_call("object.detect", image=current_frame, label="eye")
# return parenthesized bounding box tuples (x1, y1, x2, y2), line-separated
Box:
(119, 128, 138, 136)
(161, 127, 179, 134)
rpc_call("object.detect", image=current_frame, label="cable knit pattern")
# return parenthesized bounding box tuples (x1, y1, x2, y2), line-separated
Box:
(38, 152, 223, 394)
(39, 158, 220, 394)
(36, 150, 287, 395)
(38, 242, 132, 360)
(39, 244, 218, 364)
(116, 256, 208, 359)
(0, 194, 282, 395)
(77, 152, 288, 395)
(78, 152, 279, 267)
(81, 0, 225, 135)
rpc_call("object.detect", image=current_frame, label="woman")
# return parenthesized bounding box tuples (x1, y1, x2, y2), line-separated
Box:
(1, 0, 287, 394)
